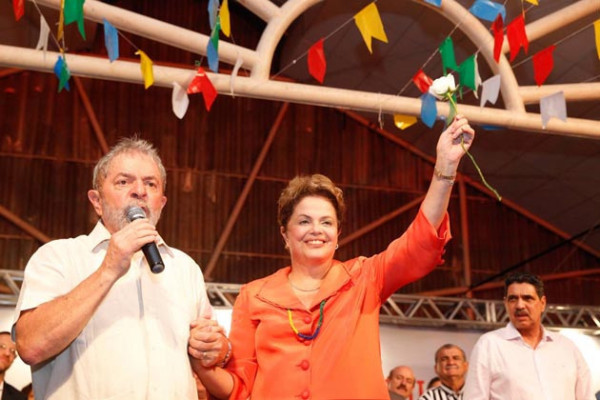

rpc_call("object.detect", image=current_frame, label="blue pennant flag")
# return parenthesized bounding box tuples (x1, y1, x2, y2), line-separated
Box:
(207, 41, 219, 72)
(208, 0, 219, 30)
(103, 19, 119, 62)
(53, 56, 71, 92)
(424, 0, 442, 7)
(469, 0, 506, 22)
(420, 93, 437, 128)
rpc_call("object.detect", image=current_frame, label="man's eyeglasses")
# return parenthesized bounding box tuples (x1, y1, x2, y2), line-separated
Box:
(0, 344, 17, 357)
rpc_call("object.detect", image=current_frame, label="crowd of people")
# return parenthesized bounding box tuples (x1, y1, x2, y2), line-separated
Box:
(6, 115, 597, 399)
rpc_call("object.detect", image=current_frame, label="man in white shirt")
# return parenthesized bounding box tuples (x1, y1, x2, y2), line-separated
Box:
(13, 138, 229, 400)
(463, 272, 594, 400)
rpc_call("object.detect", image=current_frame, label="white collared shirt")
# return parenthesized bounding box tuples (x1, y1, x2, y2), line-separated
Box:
(463, 322, 594, 400)
(14, 221, 212, 400)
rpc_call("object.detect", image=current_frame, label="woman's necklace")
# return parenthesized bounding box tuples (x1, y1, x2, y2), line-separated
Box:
(288, 275, 320, 292)
(287, 299, 327, 340)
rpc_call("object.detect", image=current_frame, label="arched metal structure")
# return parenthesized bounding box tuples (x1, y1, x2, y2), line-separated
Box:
(0, 0, 599, 137)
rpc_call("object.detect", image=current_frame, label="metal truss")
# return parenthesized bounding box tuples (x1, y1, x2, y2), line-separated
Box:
(2, 271, 599, 333)
(207, 282, 600, 333)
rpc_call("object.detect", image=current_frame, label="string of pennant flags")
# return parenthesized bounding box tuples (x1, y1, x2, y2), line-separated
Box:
(10, 0, 600, 128)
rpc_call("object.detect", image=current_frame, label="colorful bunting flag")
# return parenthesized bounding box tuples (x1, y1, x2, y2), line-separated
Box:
(103, 19, 119, 62)
(64, 0, 86, 40)
(35, 15, 51, 57)
(540, 91, 566, 129)
(507, 15, 528, 62)
(13, 0, 24, 21)
(469, 0, 506, 23)
(412, 69, 433, 93)
(53, 55, 71, 92)
(187, 67, 218, 111)
(135, 50, 154, 89)
(393, 115, 417, 130)
(208, 0, 219, 30)
(424, 0, 441, 6)
(525, 0, 538, 5)
(459, 54, 481, 97)
(492, 14, 504, 63)
(354, 2, 388, 54)
(207, 17, 221, 72)
(58, 0, 65, 42)
(420, 92, 437, 128)
(439, 37, 458, 73)
(172, 82, 189, 119)
(532, 45, 555, 86)
(308, 39, 326, 84)
(594, 20, 600, 60)
(220, 0, 231, 37)
(480, 75, 501, 107)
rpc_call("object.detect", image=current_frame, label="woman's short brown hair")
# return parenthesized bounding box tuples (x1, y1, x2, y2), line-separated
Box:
(277, 174, 345, 229)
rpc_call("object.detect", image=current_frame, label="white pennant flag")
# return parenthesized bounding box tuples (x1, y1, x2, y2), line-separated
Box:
(35, 15, 51, 59)
(230, 56, 243, 97)
(172, 82, 189, 119)
(480, 75, 501, 107)
(540, 91, 566, 129)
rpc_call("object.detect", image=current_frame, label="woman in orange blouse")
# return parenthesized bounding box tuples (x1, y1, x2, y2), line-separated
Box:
(189, 116, 475, 399)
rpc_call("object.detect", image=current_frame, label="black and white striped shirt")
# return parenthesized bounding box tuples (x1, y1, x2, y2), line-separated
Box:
(418, 383, 463, 400)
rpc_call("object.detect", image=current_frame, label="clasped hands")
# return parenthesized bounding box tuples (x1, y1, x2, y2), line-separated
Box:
(189, 317, 230, 368)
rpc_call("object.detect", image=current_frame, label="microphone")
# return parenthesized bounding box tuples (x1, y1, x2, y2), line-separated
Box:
(125, 206, 165, 274)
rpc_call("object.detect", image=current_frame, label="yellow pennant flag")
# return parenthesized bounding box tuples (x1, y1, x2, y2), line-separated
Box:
(524, 0, 538, 5)
(135, 50, 154, 89)
(220, 0, 231, 37)
(595, 20, 600, 60)
(393, 115, 417, 130)
(57, 0, 65, 41)
(354, 2, 388, 54)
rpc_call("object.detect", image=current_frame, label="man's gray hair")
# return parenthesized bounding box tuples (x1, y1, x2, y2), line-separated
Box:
(92, 137, 167, 191)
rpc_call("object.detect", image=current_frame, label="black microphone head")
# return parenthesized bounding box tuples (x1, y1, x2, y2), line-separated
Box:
(125, 206, 146, 222)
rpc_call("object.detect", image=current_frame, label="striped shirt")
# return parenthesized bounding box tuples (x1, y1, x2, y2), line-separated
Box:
(418, 383, 463, 400)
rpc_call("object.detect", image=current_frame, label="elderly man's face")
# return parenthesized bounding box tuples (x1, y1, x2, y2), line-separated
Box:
(504, 282, 546, 334)
(88, 151, 167, 234)
(435, 346, 468, 385)
(387, 366, 415, 398)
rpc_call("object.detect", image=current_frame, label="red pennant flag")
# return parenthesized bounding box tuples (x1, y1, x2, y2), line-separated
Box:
(492, 14, 504, 63)
(13, 0, 25, 21)
(412, 69, 433, 93)
(532, 45, 556, 86)
(307, 38, 326, 84)
(187, 67, 218, 111)
(506, 15, 528, 62)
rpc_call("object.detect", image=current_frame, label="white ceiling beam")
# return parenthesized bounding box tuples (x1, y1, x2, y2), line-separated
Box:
(33, 0, 259, 69)
(237, 0, 281, 22)
(519, 83, 600, 104)
(2, 45, 599, 139)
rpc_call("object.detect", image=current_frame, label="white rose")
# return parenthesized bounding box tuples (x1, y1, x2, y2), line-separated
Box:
(428, 74, 456, 100)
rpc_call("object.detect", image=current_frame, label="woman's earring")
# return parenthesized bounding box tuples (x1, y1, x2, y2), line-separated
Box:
(335, 243, 339, 250)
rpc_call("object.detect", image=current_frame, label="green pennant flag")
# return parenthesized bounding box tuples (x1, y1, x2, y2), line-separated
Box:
(459, 54, 481, 98)
(210, 17, 221, 51)
(439, 37, 458, 74)
(58, 59, 71, 92)
(64, 0, 86, 40)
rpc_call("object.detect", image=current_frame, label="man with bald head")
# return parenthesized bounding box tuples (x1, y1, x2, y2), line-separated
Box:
(386, 365, 415, 400)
